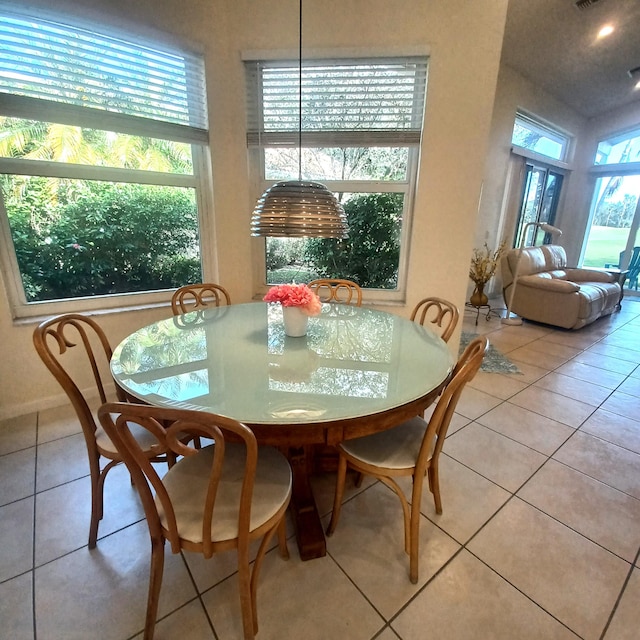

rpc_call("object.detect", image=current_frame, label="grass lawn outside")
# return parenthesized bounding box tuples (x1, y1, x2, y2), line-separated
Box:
(582, 226, 630, 268)
(267, 266, 319, 284)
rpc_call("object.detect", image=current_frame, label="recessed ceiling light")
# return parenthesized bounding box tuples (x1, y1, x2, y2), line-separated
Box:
(635, 80, 640, 91)
(597, 24, 614, 38)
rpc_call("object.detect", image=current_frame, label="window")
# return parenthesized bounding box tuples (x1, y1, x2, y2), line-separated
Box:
(0, 8, 209, 318)
(245, 57, 428, 299)
(595, 127, 640, 165)
(511, 112, 570, 162)
(582, 127, 640, 271)
(513, 163, 563, 248)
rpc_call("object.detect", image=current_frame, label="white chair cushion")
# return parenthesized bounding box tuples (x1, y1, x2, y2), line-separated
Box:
(158, 444, 292, 543)
(339, 416, 428, 470)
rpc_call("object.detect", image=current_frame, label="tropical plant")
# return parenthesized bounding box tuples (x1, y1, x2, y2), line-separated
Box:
(304, 193, 403, 289)
(6, 181, 200, 301)
(1, 112, 201, 301)
(0, 117, 193, 205)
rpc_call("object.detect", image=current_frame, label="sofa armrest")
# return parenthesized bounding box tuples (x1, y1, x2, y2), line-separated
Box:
(517, 274, 580, 293)
(564, 268, 615, 283)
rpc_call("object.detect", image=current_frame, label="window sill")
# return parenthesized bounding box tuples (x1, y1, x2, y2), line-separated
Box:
(11, 296, 173, 327)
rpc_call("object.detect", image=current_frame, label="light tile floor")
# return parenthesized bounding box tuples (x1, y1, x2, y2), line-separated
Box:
(2, 299, 640, 639)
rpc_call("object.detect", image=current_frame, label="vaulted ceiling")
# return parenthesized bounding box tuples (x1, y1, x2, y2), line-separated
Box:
(500, 0, 640, 118)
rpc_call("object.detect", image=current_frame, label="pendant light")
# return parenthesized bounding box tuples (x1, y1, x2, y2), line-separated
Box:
(250, 0, 349, 238)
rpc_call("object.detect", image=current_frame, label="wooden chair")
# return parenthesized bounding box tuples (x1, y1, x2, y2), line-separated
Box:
(32, 313, 169, 549)
(308, 278, 362, 306)
(98, 402, 292, 640)
(410, 297, 459, 343)
(326, 336, 488, 583)
(170, 282, 231, 315)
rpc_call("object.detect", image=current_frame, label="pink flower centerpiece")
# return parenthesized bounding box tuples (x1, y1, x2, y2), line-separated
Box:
(263, 283, 322, 316)
(264, 283, 322, 337)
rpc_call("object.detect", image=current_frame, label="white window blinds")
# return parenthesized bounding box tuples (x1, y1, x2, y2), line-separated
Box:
(0, 10, 207, 143)
(246, 57, 428, 146)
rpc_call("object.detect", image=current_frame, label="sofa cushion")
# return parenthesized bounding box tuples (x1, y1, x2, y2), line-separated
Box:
(508, 246, 549, 277)
(542, 245, 567, 270)
(505, 244, 568, 279)
(577, 282, 620, 317)
(546, 269, 569, 279)
(565, 268, 616, 283)
(518, 274, 580, 293)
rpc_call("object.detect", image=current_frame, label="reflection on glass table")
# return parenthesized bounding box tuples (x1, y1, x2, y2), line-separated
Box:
(112, 302, 452, 427)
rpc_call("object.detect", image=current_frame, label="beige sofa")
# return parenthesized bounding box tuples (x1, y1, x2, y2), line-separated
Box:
(501, 244, 621, 330)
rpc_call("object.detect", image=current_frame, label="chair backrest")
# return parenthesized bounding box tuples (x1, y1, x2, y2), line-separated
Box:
(627, 247, 640, 289)
(619, 246, 640, 268)
(33, 314, 125, 445)
(98, 402, 258, 557)
(308, 278, 362, 306)
(171, 283, 231, 315)
(415, 336, 488, 473)
(410, 297, 459, 343)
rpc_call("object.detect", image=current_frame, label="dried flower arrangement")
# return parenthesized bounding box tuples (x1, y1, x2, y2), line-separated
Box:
(469, 242, 506, 286)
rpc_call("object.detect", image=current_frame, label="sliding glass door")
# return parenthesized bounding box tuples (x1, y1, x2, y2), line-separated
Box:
(514, 163, 563, 247)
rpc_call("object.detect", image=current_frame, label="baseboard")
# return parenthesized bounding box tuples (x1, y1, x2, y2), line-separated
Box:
(0, 392, 70, 421)
(0, 382, 116, 422)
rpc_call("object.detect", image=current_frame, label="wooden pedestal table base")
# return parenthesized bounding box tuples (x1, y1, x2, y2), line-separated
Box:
(288, 445, 326, 560)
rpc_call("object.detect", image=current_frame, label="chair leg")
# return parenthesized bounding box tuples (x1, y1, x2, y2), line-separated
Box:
(249, 521, 282, 636)
(88, 471, 100, 549)
(378, 476, 411, 555)
(237, 542, 256, 640)
(89, 458, 109, 548)
(429, 463, 443, 515)
(409, 473, 428, 584)
(408, 502, 420, 584)
(144, 537, 165, 640)
(326, 454, 348, 536)
(276, 515, 289, 560)
(89, 458, 120, 548)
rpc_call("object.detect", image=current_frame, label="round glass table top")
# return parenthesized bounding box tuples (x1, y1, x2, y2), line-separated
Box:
(111, 302, 454, 426)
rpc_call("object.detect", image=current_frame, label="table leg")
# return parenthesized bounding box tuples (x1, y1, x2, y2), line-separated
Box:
(287, 445, 327, 560)
(615, 271, 629, 310)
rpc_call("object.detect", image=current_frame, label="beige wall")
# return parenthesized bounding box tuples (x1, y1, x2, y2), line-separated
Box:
(0, 0, 509, 419)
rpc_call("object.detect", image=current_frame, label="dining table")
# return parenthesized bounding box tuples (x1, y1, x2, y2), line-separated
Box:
(110, 301, 455, 560)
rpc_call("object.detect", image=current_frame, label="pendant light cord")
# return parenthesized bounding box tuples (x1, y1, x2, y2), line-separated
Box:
(298, 0, 302, 181)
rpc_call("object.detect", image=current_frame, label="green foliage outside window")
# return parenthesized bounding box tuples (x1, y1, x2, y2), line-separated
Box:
(304, 193, 403, 289)
(4, 179, 201, 301)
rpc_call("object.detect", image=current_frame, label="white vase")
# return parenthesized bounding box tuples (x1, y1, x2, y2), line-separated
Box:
(282, 306, 309, 337)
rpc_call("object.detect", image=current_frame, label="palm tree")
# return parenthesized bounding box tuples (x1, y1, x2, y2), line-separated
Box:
(0, 116, 193, 205)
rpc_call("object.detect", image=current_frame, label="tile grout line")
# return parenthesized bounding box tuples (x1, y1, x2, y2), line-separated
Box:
(31, 411, 39, 640)
(598, 544, 640, 640)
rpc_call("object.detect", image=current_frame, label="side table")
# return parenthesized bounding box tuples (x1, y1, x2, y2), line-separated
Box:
(465, 301, 502, 325)
(592, 268, 628, 311)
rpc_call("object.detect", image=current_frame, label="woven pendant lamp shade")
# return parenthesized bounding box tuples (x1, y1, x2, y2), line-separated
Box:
(251, 180, 349, 238)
